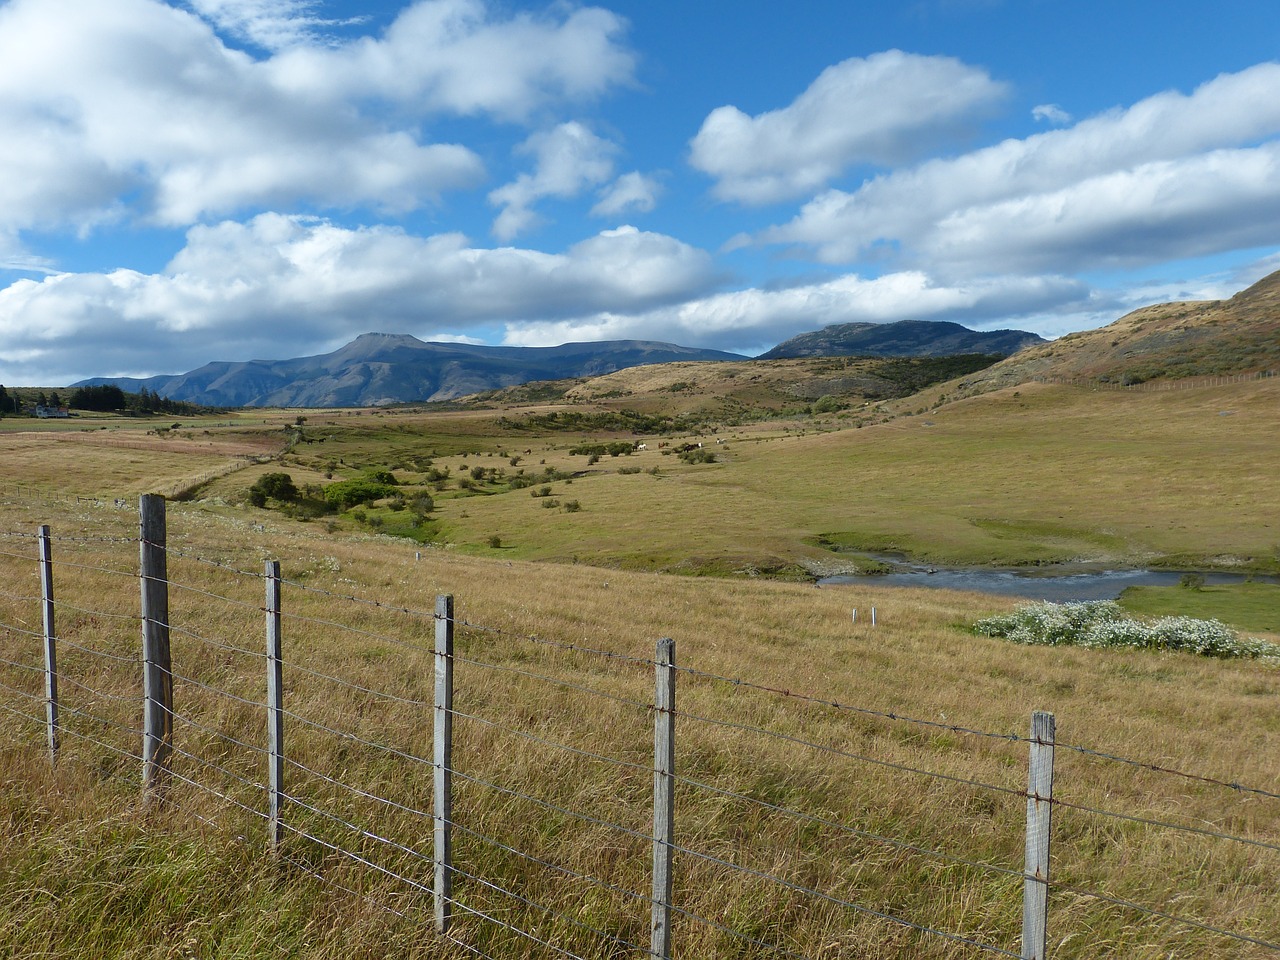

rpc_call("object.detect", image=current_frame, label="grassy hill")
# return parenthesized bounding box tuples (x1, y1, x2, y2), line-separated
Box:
(944, 269, 1280, 396)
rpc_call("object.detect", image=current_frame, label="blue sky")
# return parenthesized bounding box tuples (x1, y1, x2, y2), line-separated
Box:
(1, 0, 1278, 386)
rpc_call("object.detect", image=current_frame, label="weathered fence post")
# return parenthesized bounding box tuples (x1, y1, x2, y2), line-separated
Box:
(139, 494, 172, 796)
(652, 637, 676, 959)
(1022, 710, 1056, 959)
(434, 594, 455, 934)
(265, 560, 284, 853)
(38, 525, 59, 763)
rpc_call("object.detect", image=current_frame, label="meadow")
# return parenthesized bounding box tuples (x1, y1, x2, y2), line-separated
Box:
(1, 373, 1278, 958)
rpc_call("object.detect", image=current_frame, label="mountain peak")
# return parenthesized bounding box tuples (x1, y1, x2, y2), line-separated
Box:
(758, 319, 1044, 360)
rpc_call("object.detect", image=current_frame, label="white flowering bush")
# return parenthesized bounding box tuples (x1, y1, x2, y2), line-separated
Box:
(975, 601, 1280, 660)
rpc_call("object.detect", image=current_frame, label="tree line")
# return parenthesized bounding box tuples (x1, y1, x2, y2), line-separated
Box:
(0, 383, 212, 416)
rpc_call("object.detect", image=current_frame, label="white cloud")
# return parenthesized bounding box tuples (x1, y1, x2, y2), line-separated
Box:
(0, 0, 493, 235)
(760, 62, 1280, 273)
(0, 216, 719, 383)
(489, 123, 618, 239)
(591, 171, 662, 218)
(689, 50, 1006, 204)
(503, 271, 1090, 353)
(1032, 103, 1072, 125)
(189, 0, 356, 50)
(268, 0, 636, 122)
(0, 0, 636, 243)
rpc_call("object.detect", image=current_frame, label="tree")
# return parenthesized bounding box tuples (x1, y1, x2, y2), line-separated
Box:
(251, 472, 299, 503)
(0, 385, 9, 417)
(69, 385, 127, 412)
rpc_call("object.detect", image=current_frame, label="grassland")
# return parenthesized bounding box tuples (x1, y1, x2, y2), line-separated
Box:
(1, 371, 1278, 958)
(219, 375, 1279, 578)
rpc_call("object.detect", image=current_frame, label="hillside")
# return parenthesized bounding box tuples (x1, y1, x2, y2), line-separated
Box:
(74, 334, 746, 407)
(948, 269, 1280, 395)
(758, 319, 1044, 359)
(472, 353, 1005, 421)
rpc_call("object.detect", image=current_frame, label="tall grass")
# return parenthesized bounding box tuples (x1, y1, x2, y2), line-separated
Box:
(2, 494, 1278, 957)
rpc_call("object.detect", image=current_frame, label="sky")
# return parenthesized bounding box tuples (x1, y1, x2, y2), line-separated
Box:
(1, 0, 1279, 387)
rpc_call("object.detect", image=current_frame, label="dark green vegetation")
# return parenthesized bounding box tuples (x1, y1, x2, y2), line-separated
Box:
(499, 409, 679, 433)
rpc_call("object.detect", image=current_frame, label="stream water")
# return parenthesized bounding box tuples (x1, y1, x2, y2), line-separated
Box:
(819, 565, 1277, 602)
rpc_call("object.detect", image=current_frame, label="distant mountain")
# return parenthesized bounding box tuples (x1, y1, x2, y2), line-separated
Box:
(949, 269, 1280, 393)
(758, 319, 1045, 360)
(75, 334, 747, 407)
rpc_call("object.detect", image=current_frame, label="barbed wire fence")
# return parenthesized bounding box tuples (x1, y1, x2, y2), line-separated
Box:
(1, 495, 1277, 958)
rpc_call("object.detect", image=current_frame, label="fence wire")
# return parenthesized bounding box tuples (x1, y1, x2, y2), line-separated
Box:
(1, 516, 1277, 959)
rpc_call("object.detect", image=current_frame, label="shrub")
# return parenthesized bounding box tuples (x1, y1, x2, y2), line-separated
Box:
(487, 535, 502, 548)
(563, 500, 581, 513)
(249, 471, 298, 505)
(323, 478, 395, 509)
(678, 447, 716, 465)
(975, 601, 1280, 660)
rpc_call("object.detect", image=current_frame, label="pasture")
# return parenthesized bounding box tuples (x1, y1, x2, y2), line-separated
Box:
(1, 374, 1278, 958)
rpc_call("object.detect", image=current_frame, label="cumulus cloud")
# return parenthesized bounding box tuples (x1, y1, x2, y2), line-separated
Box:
(591, 171, 662, 218)
(759, 62, 1280, 273)
(268, 0, 636, 121)
(0, 216, 719, 384)
(489, 123, 618, 239)
(0, 0, 635, 241)
(689, 50, 1006, 204)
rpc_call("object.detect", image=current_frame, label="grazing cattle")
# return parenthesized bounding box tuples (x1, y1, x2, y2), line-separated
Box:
(637, 443, 647, 451)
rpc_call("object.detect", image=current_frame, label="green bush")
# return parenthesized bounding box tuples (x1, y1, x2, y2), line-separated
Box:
(248, 472, 298, 506)
(679, 447, 716, 464)
(323, 479, 395, 509)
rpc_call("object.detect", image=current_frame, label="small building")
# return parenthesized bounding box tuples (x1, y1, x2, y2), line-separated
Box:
(34, 405, 70, 418)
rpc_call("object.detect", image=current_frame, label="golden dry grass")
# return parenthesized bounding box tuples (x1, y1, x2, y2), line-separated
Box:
(1, 377, 1279, 957)
(2, 488, 1278, 957)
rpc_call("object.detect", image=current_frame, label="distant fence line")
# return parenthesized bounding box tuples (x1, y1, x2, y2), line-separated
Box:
(1, 496, 1277, 958)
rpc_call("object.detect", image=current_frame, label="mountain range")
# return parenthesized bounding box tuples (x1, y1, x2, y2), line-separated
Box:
(76, 319, 1044, 408)
(76, 335, 745, 408)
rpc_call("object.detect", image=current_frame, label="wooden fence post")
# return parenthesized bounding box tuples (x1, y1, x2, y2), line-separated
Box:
(139, 494, 172, 796)
(434, 594, 455, 935)
(38, 525, 59, 764)
(265, 560, 284, 853)
(652, 637, 676, 960)
(1022, 710, 1055, 960)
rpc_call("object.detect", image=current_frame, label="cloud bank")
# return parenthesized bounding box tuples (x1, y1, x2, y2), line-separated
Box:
(758, 63, 1280, 274)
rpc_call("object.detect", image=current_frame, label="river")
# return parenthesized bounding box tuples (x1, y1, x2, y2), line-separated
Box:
(819, 565, 1278, 602)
